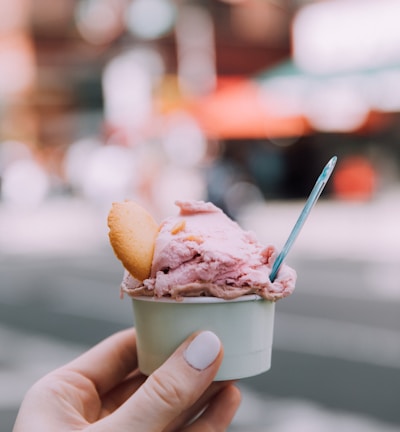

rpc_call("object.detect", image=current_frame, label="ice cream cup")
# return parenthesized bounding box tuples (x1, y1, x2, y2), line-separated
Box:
(131, 294, 275, 381)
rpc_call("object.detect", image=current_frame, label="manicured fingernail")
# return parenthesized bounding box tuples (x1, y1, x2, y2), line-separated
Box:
(184, 331, 221, 371)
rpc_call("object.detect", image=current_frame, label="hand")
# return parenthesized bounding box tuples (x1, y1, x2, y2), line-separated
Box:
(13, 328, 241, 431)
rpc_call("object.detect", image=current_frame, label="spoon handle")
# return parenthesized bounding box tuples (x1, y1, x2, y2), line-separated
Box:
(269, 156, 337, 282)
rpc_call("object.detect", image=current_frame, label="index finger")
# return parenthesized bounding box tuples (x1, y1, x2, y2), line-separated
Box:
(66, 328, 138, 395)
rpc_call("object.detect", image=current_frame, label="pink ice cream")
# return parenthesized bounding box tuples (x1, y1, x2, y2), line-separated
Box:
(121, 200, 296, 300)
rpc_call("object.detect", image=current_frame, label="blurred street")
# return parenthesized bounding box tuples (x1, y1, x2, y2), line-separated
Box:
(1, 191, 400, 432)
(2, 1, 400, 430)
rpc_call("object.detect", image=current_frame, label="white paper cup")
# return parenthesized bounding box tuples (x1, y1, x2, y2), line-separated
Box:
(132, 294, 275, 381)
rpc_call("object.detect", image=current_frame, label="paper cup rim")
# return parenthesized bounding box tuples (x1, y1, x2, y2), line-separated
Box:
(131, 294, 264, 304)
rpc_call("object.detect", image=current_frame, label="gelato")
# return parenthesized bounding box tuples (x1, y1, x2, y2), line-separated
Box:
(119, 200, 296, 301)
(108, 198, 297, 379)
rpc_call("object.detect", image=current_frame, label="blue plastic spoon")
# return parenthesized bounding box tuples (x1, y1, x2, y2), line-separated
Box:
(269, 156, 337, 282)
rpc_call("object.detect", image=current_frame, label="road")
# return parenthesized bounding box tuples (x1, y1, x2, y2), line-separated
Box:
(1, 196, 400, 431)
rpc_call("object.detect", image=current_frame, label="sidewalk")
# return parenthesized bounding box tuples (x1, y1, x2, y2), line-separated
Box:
(1, 190, 399, 261)
(238, 188, 400, 263)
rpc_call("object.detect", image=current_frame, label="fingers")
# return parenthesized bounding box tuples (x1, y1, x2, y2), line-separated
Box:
(66, 328, 138, 395)
(101, 370, 147, 417)
(99, 331, 224, 431)
(185, 384, 242, 432)
(163, 381, 236, 432)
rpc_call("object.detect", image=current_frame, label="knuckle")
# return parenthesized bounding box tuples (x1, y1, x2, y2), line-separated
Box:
(146, 371, 190, 411)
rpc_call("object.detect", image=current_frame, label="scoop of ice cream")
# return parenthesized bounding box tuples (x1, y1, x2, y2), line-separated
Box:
(122, 200, 296, 301)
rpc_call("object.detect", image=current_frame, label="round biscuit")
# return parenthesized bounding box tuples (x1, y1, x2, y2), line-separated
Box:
(108, 200, 159, 281)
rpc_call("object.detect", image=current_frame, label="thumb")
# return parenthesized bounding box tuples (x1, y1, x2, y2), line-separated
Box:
(103, 331, 223, 431)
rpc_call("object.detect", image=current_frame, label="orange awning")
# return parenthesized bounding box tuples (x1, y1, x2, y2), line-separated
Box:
(185, 77, 310, 139)
(156, 76, 310, 139)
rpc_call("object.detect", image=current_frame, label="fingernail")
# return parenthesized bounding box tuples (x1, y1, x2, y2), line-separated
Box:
(184, 331, 221, 371)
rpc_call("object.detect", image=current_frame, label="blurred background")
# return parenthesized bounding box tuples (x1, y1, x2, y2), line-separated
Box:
(1, 0, 400, 430)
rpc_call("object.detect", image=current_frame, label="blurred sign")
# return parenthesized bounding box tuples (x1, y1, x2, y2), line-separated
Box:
(257, 59, 400, 132)
(293, 0, 400, 74)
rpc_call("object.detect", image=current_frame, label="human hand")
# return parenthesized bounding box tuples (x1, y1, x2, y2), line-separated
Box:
(13, 328, 241, 431)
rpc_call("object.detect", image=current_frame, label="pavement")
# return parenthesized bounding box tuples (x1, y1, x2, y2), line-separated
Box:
(238, 186, 400, 265)
(1, 191, 400, 431)
(2, 186, 400, 261)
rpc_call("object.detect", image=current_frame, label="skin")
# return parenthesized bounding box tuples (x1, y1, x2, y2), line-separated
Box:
(13, 328, 241, 432)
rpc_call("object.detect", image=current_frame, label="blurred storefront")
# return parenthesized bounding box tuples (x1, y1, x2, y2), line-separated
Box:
(2, 2, 400, 430)
(0, 0, 400, 214)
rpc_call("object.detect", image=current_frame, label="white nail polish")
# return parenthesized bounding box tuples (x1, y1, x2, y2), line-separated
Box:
(184, 331, 221, 371)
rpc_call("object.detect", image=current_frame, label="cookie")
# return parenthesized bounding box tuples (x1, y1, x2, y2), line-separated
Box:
(108, 200, 159, 281)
